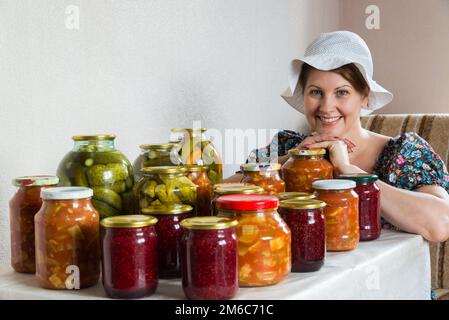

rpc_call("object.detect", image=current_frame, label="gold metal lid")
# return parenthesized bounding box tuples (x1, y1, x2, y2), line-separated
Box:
(141, 166, 187, 175)
(180, 216, 238, 230)
(241, 163, 281, 172)
(278, 192, 316, 201)
(171, 128, 208, 133)
(184, 164, 210, 172)
(279, 199, 326, 210)
(288, 148, 326, 157)
(100, 215, 158, 228)
(72, 134, 116, 141)
(139, 143, 177, 150)
(214, 185, 265, 195)
(141, 204, 193, 215)
(13, 175, 59, 187)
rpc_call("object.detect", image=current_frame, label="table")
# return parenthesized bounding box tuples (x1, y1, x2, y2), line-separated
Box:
(0, 230, 431, 300)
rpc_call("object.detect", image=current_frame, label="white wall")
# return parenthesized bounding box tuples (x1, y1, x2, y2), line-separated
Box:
(340, 0, 449, 114)
(0, 1, 340, 264)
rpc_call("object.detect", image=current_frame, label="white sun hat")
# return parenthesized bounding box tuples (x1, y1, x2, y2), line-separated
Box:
(281, 30, 393, 116)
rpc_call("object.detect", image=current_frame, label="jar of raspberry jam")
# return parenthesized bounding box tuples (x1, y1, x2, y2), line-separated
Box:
(180, 216, 238, 300)
(312, 180, 359, 252)
(9, 175, 59, 273)
(278, 192, 316, 201)
(101, 215, 158, 299)
(142, 205, 193, 278)
(338, 173, 381, 241)
(278, 199, 326, 272)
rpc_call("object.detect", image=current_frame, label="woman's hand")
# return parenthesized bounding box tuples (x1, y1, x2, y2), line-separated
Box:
(297, 134, 359, 174)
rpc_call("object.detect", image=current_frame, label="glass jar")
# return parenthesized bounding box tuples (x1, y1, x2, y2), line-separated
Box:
(180, 217, 238, 300)
(56, 135, 136, 219)
(241, 163, 286, 195)
(9, 175, 59, 273)
(216, 194, 291, 287)
(278, 192, 316, 201)
(171, 128, 223, 184)
(281, 148, 334, 192)
(312, 180, 359, 251)
(133, 143, 182, 180)
(101, 215, 158, 299)
(35, 187, 100, 289)
(338, 173, 381, 241)
(212, 184, 265, 216)
(278, 199, 326, 272)
(142, 205, 193, 278)
(186, 165, 214, 216)
(136, 166, 197, 211)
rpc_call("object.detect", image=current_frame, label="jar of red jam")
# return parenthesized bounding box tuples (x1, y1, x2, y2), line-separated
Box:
(9, 175, 59, 274)
(35, 187, 100, 289)
(281, 148, 333, 192)
(240, 163, 286, 195)
(338, 173, 381, 241)
(185, 165, 214, 216)
(142, 205, 193, 278)
(216, 194, 291, 287)
(180, 216, 238, 300)
(211, 184, 264, 216)
(278, 199, 326, 272)
(101, 215, 158, 299)
(278, 192, 316, 201)
(312, 180, 359, 251)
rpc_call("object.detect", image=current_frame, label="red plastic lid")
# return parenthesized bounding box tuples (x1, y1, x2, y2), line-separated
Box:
(216, 194, 279, 211)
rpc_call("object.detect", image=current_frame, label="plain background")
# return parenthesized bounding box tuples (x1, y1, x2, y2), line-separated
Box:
(0, 0, 447, 264)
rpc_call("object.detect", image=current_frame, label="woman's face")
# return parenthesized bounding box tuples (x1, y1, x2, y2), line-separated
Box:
(303, 69, 369, 137)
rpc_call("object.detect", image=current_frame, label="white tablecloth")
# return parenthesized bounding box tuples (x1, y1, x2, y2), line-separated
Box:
(0, 230, 431, 300)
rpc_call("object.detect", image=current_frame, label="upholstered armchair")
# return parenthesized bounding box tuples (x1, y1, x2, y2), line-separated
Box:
(361, 114, 449, 300)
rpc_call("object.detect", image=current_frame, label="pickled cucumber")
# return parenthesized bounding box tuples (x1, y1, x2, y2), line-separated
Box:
(92, 187, 122, 211)
(91, 199, 120, 218)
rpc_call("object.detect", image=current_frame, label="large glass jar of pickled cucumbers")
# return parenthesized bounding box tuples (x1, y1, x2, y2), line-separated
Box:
(281, 148, 333, 193)
(57, 135, 135, 219)
(136, 166, 197, 211)
(133, 143, 182, 180)
(216, 194, 291, 287)
(171, 128, 223, 185)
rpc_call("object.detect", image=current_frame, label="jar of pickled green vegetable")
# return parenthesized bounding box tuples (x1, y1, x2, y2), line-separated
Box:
(56, 135, 136, 219)
(171, 128, 223, 185)
(133, 143, 182, 180)
(136, 166, 197, 211)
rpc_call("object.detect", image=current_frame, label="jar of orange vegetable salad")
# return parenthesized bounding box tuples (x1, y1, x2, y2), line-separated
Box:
(281, 148, 333, 192)
(216, 194, 291, 287)
(35, 187, 100, 289)
(312, 180, 359, 252)
(240, 163, 286, 195)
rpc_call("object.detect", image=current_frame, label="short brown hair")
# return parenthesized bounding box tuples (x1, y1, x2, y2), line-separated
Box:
(299, 63, 369, 97)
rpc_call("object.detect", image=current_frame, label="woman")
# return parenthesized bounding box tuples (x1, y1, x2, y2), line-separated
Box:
(225, 31, 449, 243)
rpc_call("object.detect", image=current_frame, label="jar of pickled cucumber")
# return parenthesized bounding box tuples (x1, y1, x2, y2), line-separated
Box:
(185, 165, 213, 216)
(212, 184, 265, 216)
(312, 179, 359, 251)
(136, 166, 197, 211)
(216, 194, 291, 287)
(133, 143, 182, 180)
(241, 163, 286, 195)
(57, 135, 136, 219)
(281, 148, 333, 193)
(171, 128, 223, 184)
